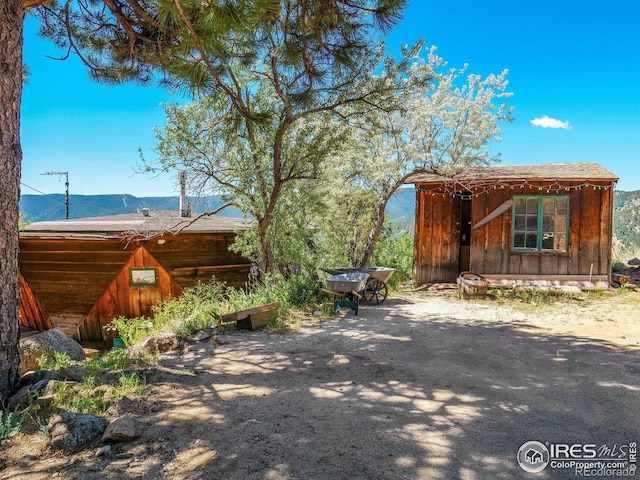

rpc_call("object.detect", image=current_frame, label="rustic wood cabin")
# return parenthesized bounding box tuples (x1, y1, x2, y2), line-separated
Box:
(19, 211, 252, 346)
(406, 163, 619, 288)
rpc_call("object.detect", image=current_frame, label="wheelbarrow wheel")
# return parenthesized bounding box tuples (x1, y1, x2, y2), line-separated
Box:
(364, 278, 387, 304)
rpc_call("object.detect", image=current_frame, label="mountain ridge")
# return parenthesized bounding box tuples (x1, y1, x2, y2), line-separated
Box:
(19, 194, 244, 222)
(19, 188, 640, 249)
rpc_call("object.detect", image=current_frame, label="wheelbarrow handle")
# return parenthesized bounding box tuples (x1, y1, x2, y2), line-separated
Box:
(319, 268, 346, 275)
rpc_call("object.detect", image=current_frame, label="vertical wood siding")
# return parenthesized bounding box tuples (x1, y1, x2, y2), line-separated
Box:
(414, 181, 615, 283)
(413, 190, 461, 284)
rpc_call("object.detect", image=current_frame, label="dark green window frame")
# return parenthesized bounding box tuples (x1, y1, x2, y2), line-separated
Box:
(512, 196, 569, 252)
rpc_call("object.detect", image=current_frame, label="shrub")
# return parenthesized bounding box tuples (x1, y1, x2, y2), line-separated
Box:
(0, 409, 24, 441)
(281, 274, 321, 307)
(103, 273, 323, 343)
(37, 352, 72, 371)
(226, 273, 323, 316)
(371, 226, 413, 288)
(155, 282, 225, 321)
(153, 280, 226, 336)
(85, 348, 137, 376)
(104, 316, 158, 347)
(46, 370, 144, 415)
(611, 260, 626, 273)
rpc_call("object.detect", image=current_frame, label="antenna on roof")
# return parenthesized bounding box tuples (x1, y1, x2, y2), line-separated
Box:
(41, 171, 69, 219)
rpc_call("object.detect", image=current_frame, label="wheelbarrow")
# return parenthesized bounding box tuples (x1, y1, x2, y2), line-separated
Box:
(320, 267, 395, 304)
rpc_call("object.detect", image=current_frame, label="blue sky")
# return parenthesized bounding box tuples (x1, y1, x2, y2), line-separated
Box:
(20, 0, 640, 197)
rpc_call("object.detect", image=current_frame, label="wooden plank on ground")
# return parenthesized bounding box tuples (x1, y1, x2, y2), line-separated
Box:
(221, 302, 282, 324)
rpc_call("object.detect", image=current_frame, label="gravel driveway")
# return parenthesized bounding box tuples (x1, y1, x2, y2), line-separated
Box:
(3, 289, 639, 479)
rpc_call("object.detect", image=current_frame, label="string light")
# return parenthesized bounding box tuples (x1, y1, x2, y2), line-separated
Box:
(415, 179, 613, 198)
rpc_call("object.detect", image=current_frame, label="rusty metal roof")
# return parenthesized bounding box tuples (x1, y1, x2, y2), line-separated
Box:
(405, 162, 619, 185)
(21, 210, 253, 237)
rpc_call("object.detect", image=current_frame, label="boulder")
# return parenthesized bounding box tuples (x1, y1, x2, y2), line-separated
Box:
(48, 412, 109, 454)
(7, 385, 34, 410)
(101, 414, 139, 442)
(190, 330, 211, 342)
(19, 329, 86, 375)
(20, 369, 63, 389)
(135, 332, 179, 355)
(8, 377, 55, 409)
(91, 384, 116, 399)
(95, 445, 112, 457)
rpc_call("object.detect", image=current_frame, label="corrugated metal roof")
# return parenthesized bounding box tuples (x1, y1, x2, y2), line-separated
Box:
(405, 162, 619, 184)
(21, 210, 253, 237)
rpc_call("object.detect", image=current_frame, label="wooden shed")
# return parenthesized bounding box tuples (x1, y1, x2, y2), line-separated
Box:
(406, 163, 619, 288)
(19, 211, 252, 346)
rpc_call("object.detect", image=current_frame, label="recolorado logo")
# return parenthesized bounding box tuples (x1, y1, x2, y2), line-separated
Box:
(517, 441, 637, 477)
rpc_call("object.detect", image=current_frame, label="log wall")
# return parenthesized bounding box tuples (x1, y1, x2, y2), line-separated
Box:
(143, 233, 250, 288)
(19, 232, 251, 342)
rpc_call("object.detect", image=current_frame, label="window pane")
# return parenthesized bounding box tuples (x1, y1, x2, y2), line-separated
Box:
(556, 199, 567, 215)
(512, 196, 569, 252)
(542, 232, 555, 250)
(514, 232, 525, 248)
(525, 233, 537, 249)
(543, 198, 555, 214)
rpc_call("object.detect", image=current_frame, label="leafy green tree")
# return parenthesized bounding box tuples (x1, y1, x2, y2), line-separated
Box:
(150, 7, 420, 273)
(370, 219, 413, 287)
(1, 0, 408, 402)
(321, 45, 513, 266)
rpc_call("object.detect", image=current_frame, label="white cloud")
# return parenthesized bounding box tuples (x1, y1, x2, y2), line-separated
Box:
(530, 115, 572, 130)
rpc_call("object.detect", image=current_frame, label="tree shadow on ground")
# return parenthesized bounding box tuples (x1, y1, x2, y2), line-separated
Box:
(8, 297, 639, 480)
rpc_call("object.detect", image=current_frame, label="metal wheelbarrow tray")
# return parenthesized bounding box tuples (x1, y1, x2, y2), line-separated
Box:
(321, 267, 395, 304)
(326, 272, 370, 293)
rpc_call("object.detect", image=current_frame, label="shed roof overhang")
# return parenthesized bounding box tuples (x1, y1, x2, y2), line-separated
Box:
(405, 162, 619, 186)
(20, 210, 254, 238)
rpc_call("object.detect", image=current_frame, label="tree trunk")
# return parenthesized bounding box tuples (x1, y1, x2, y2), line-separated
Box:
(357, 196, 390, 267)
(357, 181, 404, 268)
(257, 218, 275, 275)
(0, 0, 24, 403)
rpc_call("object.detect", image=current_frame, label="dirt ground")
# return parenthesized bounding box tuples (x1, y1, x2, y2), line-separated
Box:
(2, 286, 640, 480)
